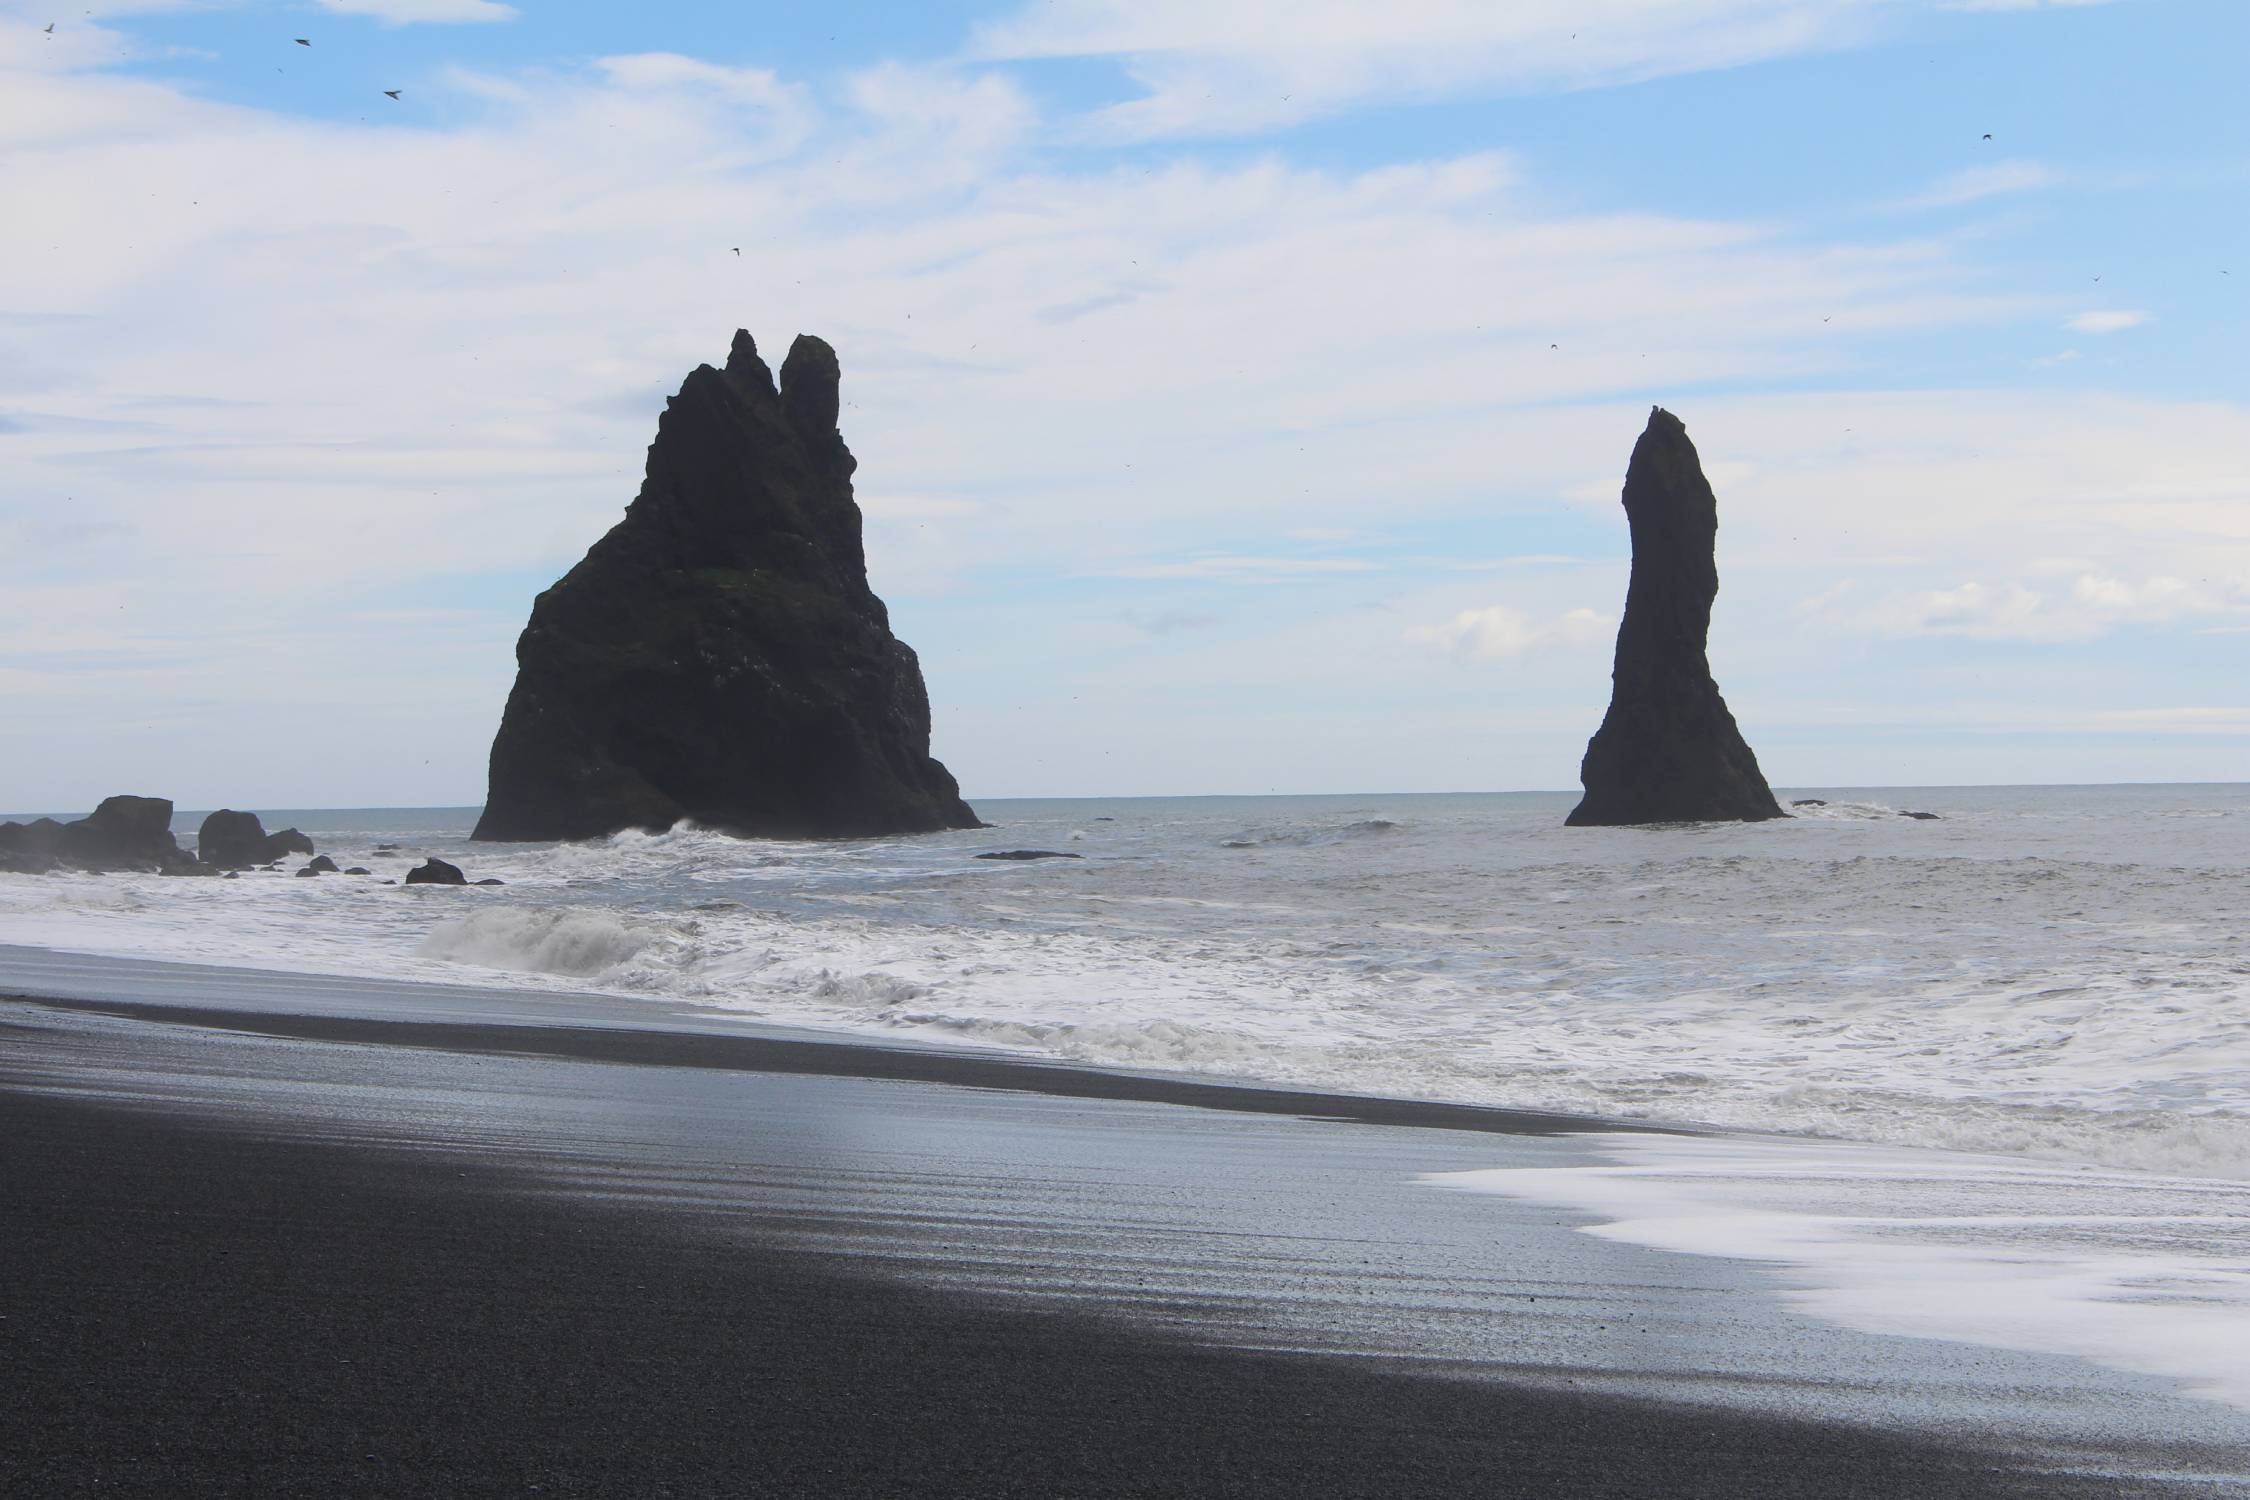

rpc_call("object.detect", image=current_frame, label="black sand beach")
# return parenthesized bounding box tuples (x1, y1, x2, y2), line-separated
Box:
(3, 966, 2242, 1498)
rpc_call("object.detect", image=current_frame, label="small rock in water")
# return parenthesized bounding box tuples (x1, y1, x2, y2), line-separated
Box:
(405, 858, 469, 885)
(1790, 799, 1827, 808)
(1898, 810, 1941, 821)
(343, 866, 371, 876)
(974, 849, 1083, 861)
(374, 844, 400, 853)
(473, 877, 505, 886)
(302, 855, 339, 875)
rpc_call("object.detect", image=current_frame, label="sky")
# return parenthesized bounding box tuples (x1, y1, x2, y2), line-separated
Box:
(1, 0, 2245, 809)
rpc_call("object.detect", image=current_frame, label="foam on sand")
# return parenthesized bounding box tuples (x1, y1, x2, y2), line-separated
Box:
(1431, 1132, 2250, 1415)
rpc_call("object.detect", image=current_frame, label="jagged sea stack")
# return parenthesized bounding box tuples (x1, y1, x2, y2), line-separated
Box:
(1565, 408, 1785, 826)
(472, 331, 979, 842)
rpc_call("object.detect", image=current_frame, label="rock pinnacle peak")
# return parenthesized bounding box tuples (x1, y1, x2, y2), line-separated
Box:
(473, 331, 977, 842)
(1565, 408, 1784, 826)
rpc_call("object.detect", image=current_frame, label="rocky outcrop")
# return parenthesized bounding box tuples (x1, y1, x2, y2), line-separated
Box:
(974, 849, 1084, 861)
(0, 796, 194, 873)
(0, 818, 67, 875)
(472, 330, 978, 844)
(405, 858, 467, 886)
(197, 810, 315, 870)
(1566, 409, 1785, 827)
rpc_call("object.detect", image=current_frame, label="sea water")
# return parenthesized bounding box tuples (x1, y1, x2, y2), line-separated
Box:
(3, 784, 2246, 1415)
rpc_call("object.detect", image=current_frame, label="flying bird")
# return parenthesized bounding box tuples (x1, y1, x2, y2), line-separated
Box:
(45, 21, 56, 33)
(1981, 133, 1992, 140)
(383, 90, 401, 99)
(294, 37, 310, 46)
(731, 248, 740, 256)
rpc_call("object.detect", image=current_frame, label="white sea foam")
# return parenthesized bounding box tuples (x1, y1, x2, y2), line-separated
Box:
(418, 908, 661, 979)
(1430, 1133, 2250, 1414)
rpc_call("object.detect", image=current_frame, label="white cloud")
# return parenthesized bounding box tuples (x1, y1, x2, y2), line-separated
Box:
(1836, 572, 2250, 643)
(970, 0, 2114, 140)
(317, 0, 517, 23)
(1406, 604, 1610, 660)
(2066, 309, 2149, 334)
(974, 0, 1900, 138)
(1892, 159, 2059, 210)
(1108, 556, 1381, 581)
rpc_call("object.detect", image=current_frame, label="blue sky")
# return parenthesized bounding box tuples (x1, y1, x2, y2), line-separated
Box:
(1, 0, 2244, 807)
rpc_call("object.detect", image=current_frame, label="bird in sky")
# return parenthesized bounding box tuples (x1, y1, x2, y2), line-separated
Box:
(383, 90, 401, 100)
(294, 37, 310, 46)
(45, 21, 56, 33)
(1982, 132, 1993, 140)
(731, 248, 740, 256)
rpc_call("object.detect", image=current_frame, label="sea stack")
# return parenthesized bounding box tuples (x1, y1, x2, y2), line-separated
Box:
(1566, 408, 1784, 827)
(472, 330, 978, 843)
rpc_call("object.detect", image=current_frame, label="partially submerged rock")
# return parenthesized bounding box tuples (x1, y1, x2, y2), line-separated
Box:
(1566, 409, 1785, 827)
(472, 330, 978, 844)
(404, 858, 468, 886)
(0, 796, 193, 873)
(974, 849, 1084, 861)
(198, 810, 314, 870)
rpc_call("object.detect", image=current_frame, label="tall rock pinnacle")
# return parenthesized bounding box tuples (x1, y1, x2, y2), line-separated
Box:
(1566, 408, 1784, 827)
(472, 330, 979, 842)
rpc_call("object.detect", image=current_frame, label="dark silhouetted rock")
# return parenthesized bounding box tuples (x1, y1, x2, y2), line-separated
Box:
(473, 877, 506, 886)
(197, 810, 314, 869)
(1790, 799, 1827, 808)
(294, 865, 321, 877)
(344, 866, 371, 876)
(1899, 810, 1940, 820)
(0, 796, 192, 873)
(61, 795, 185, 870)
(0, 817, 65, 874)
(405, 858, 467, 885)
(300, 855, 339, 875)
(974, 850, 1084, 861)
(1566, 410, 1785, 828)
(472, 330, 978, 844)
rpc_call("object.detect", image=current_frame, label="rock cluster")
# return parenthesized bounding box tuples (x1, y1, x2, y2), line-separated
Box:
(0, 798, 516, 884)
(1566, 408, 1785, 827)
(0, 796, 202, 875)
(472, 330, 979, 844)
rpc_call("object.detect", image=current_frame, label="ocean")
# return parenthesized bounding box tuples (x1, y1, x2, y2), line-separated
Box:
(3, 783, 2247, 1417)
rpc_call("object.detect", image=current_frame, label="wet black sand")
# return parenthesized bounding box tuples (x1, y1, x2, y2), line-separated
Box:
(3, 989, 2214, 1498)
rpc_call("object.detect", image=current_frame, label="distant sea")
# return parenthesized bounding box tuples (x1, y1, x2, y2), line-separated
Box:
(6, 784, 2248, 1412)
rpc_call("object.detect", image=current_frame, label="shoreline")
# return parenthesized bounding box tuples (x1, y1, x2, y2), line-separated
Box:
(5, 956, 2246, 1495)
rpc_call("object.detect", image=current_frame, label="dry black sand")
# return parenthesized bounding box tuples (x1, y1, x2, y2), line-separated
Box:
(0, 992, 2201, 1498)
